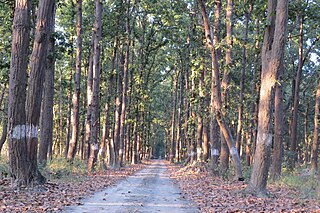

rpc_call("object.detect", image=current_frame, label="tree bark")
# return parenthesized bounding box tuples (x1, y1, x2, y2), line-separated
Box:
(248, 0, 288, 195)
(26, 0, 55, 183)
(84, 35, 94, 161)
(112, 53, 123, 168)
(198, 0, 243, 180)
(39, 4, 56, 165)
(175, 71, 184, 162)
(8, 0, 30, 186)
(170, 74, 178, 163)
(289, 14, 304, 169)
(236, 5, 249, 155)
(311, 79, 320, 172)
(271, 69, 284, 180)
(88, 0, 102, 172)
(68, 0, 83, 162)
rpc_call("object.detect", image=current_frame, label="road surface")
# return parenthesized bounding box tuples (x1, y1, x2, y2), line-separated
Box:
(64, 160, 200, 213)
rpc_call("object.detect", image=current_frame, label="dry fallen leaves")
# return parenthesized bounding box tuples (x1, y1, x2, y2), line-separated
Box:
(169, 164, 320, 213)
(0, 164, 143, 213)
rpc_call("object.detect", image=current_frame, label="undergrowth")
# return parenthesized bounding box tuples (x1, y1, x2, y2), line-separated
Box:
(274, 169, 320, 200)
(0, 156, 9, 178)
(39, 157, 87, 183)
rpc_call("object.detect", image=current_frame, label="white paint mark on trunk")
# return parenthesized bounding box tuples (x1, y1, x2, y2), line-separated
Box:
(211, 149, 219, 156)
(257, 133, 272, 146)
(119, 148, 124, 155)
(91, 143, 98, 150)
(11, 124, 38, 140)
(230, 147, 237, 155)
(197, 147, 202, 154)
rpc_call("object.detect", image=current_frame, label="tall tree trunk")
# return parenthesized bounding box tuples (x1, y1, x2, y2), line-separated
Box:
(236, 5, 249, 155)
(8, 0, 30, 186)
(119, 0, 131, 166)
(64, 73, 72, 157)
(311, 79, 320, 172)
(170, 74, 178, 163)
(303, 106, 309, 164)
(176, 71, 184, 162)
(196, 66, 205, 162)
(88, 0, 102, 172)
(198, 0, 243, 180)
(24, 0, 55, 184)
(58, 69, 63, 156)
(271, 69, 284, 180)
(84, 36, 94, 161)
(39, 4, 56, 165)
(209, 0, 222, 174)
(289, 14, 304, 169)
(131, 108, 139, 164)
(248, 0, 288, 195)
(210, 118, 219, 175)
(99, 74, 113, 169)
(220, 0, 234, 170)
(113, 55, 123, 168)
(68, 0, 83, 162)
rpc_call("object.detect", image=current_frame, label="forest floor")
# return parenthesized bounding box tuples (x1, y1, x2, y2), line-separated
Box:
(1, 159, 320, 212)
(0, 161, 143, 212)
(169, 163, 320, 212)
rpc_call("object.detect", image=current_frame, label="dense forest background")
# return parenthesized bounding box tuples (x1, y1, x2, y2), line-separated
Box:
(0, 0, 319, 196)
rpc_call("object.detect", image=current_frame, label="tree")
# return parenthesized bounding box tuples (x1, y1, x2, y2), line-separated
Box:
(8, 0, 55, 186)
(311, 78, 320, 172)
(88, 0, 102, 172)
(198, 0, 243, 180)
(248, 0, 288, 195)
(39, 3, 56, 165)
(270, 68, 284, 180)
(68, 0, 83, 162)
(7, 0, 30, 186)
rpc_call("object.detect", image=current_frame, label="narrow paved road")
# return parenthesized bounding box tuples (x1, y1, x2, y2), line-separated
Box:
(64, 160, 199, 213)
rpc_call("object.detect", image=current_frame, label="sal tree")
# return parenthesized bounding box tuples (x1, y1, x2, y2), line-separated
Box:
(8, 0, 55, 186)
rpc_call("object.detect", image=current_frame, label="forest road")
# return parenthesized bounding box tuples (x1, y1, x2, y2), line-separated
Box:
(63, 160, 200, 213)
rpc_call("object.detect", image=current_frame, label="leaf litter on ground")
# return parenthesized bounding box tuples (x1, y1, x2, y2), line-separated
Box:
(168, 163, 320, 213)
(0, 163, 143, 213)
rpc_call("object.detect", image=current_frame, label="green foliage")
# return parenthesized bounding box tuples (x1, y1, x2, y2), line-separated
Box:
(0, 156, 9, 178)
(275, 170, 320, 199)
(40, 157, 86, 181)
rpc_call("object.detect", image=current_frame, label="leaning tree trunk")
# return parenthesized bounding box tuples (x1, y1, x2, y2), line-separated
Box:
(248, 0, 288, 195)
(68, 0, 83, 162)
(198, 0, 243, 180)
(39, 4, 56, 165)
(88, 0, 102, 172)
(311, 79, 320, 172)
